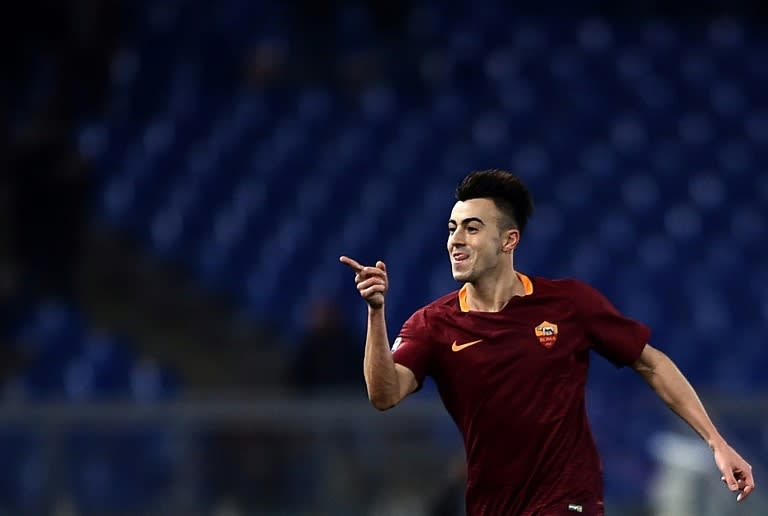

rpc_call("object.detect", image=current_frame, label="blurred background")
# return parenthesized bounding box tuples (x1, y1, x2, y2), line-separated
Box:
(1, 0, 767, 515)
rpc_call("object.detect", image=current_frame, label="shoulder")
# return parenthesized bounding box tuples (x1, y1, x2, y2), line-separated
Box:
(430, 289, 460, 308)
(417, 290, 459, 316)
(531, 276, 596, 296)
(534, 278, 616, 315)
(530, 276, 610, 307)
(397, 291, 458, 342)
(404, 290, 458, 325)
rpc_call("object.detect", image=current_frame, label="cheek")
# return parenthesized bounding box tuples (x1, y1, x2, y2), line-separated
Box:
(479, 239, 502, 259)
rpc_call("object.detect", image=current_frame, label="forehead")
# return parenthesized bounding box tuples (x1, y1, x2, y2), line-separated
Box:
(449, 198, 499, 222)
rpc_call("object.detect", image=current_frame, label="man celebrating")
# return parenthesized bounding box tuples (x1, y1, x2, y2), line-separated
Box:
(340, 169, 754, 515)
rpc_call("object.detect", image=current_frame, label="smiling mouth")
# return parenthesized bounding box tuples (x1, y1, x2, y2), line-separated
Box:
(452, 253, 469, 263)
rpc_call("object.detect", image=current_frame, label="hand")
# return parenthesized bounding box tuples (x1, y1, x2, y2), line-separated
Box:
(714, 442, 755, 502)
(340, 256, 388, 309)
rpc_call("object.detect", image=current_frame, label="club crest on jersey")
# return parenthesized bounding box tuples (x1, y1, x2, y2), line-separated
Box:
(534, 321, 558, 348)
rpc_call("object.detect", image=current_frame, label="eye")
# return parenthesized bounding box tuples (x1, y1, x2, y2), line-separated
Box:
(467, 226, 479, 233)
(448, 226, 456, 234)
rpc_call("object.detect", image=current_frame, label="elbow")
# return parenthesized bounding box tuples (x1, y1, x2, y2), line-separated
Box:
(368, 392, 398, 411)
(371, 400, 395, 411)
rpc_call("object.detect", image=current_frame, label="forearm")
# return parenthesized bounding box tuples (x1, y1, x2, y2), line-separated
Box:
(640, 350, 725, 448)
(363, 306, 400, 410)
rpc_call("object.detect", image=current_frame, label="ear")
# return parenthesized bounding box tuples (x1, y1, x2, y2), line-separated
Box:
(501, 228, 520, 253)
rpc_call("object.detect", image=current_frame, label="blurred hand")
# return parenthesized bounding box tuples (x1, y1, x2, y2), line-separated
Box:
(714, 443, 755, 502)
(339, 256, 387, 309)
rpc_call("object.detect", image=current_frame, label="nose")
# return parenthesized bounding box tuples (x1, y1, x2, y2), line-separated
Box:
(448, 228, 465, 249)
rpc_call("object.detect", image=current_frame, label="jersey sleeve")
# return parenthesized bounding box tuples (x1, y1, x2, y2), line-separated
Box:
(391, 307, 435, 390)
(570, 280, 651, 367)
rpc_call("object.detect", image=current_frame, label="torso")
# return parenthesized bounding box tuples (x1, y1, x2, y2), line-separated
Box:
(423, 278, 602, 514)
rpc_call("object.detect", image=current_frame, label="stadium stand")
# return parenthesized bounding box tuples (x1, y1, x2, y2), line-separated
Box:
(1, 0, 766, 513)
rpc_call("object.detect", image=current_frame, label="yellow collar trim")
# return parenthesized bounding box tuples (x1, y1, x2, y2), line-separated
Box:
(458, 273, 533, 313)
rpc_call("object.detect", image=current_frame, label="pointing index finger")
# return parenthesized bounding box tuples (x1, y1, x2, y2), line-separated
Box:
(339, 255, 364, 273)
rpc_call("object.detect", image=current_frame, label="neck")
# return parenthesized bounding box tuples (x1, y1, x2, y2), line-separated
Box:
(466, 262, 524, 312)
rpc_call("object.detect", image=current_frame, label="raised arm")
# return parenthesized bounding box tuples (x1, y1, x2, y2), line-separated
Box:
(632, 343, 755, 502)
(340, 256, 417, 410)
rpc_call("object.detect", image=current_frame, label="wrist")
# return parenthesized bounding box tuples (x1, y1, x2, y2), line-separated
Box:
(708, 434, 727, 451)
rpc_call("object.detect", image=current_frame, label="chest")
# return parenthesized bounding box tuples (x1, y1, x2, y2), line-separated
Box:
(430, 300, 589, 383)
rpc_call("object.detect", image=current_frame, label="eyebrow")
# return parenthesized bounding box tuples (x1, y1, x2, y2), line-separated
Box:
(448, 217, 486, 226)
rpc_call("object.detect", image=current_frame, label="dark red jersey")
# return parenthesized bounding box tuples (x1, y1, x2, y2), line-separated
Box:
(392, 274, 650, 516)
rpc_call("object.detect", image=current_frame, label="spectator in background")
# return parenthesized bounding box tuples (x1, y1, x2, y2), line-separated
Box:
(289, 298, 362, 393)
(243, 39, 288, 92)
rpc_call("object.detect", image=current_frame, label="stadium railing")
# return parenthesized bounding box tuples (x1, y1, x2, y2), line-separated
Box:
(0, 396, 764, 515)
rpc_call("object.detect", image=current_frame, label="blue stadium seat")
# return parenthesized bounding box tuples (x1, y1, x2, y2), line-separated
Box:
(710, 80, 747, 118)
(597, 209, 638, 255)
(678, 111, 716, 147)
(637, 232, 676, 271)
(131, 359, 180, 401)
(4, 303, 87, 400)
(64, 332, 136, 401)
(643, 20, 678, 54)
(663, 202, 703, 243)
(745, 110, 768, 145)
(731, 203, 765, 250)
